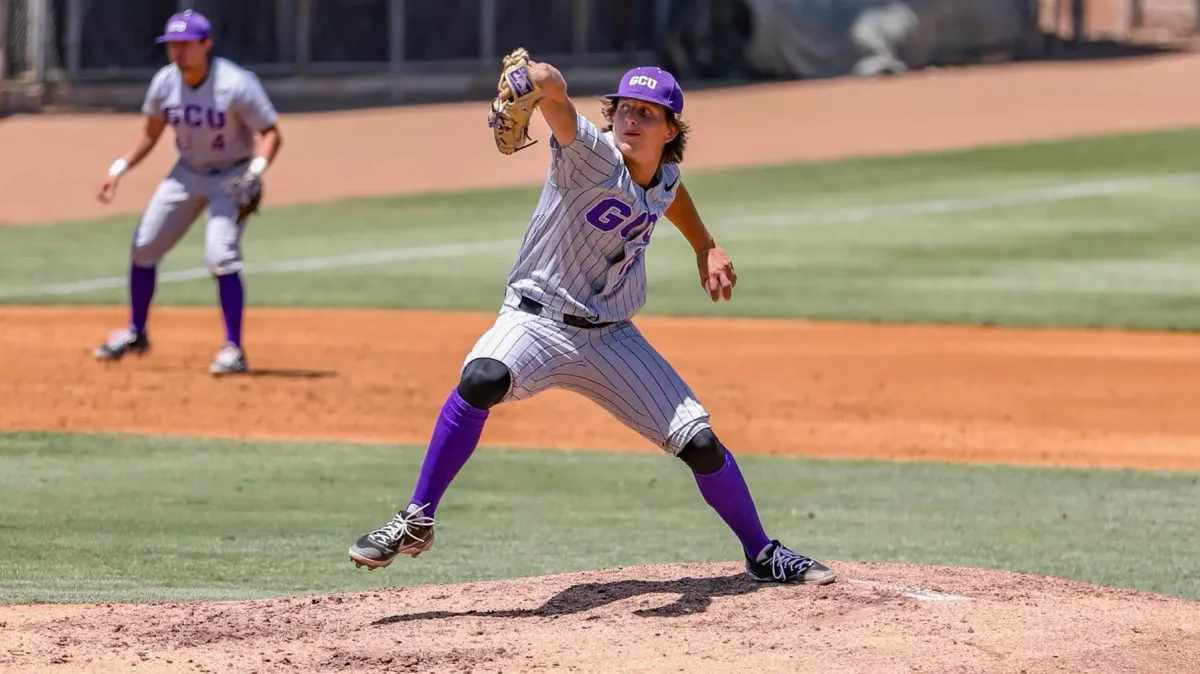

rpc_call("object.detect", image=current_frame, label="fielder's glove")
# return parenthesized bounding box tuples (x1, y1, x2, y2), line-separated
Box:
(223, 171, 263, 222)
(488, 47, 545, 155)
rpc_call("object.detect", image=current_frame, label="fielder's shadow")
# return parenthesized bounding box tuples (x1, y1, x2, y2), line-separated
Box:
(136, 365, 337, 378)
(244, 368, 338, 379)
(373, 573, 760, 624)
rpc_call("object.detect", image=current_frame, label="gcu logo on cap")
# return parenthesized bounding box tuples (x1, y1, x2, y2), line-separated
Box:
(168, 20, 188, 33)
(628, 75, 658, 89)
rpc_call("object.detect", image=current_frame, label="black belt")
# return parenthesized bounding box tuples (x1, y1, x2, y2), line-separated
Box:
(198, 159, 251, 175)
(517, 296, 615, 329)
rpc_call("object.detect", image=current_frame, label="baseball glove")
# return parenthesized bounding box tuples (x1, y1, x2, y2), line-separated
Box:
(223, 172, 263, 222)
(488, 47, 545, 155)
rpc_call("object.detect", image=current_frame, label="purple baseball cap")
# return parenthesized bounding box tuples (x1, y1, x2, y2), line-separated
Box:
(607, 66, 684, 115)
(156, 10, 212, 43)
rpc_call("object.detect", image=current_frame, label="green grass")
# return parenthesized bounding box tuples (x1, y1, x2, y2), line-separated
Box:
(1, 431, 1196, 604)
(2, 127, 1200, 328)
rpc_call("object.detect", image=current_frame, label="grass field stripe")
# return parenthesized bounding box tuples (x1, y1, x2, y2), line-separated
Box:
(732, 173, 1200, 230)
(0, 239, 523, 299)
(242, 238, 523, 273)
(0, 173, 1189, 300)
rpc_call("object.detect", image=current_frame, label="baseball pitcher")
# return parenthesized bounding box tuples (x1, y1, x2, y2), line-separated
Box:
(349, 49, 835, 585)
(93, 10, 283, 375)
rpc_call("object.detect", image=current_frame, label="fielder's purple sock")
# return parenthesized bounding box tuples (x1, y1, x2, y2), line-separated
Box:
(694, 450, 772, 559)
(409, 390, 490, 517)
(129, 264, 157, 336)
(216, 273, 244, 347)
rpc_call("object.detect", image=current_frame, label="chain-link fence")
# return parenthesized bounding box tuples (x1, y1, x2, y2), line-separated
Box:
(7, 0, 1194, 87)
(1038, 0, 1200, 41)
(0, 0, 6, 83)
(3, 0, 63, 81)
(3, 0, 667, 84)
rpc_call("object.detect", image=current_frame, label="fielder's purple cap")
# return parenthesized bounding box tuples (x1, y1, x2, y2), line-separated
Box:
(607, 66, 684, 115)
(156, 10, 212, 43)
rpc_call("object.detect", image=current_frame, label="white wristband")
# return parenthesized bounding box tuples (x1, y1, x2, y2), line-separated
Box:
(248, 157, 269, 176)
(108, 158, 129, 177)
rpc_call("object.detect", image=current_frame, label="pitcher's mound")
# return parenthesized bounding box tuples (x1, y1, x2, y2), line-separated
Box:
(2, 562, 1197, 673)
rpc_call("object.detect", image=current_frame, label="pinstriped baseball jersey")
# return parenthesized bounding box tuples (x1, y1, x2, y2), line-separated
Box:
(465, 112, 709, 455)
(143, 57, 279, 174)
(504, 113, 680, 324)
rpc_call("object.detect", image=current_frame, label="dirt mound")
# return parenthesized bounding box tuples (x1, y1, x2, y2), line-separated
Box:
(2, 562, 1196, 673)
(6, 306, 1200, 471)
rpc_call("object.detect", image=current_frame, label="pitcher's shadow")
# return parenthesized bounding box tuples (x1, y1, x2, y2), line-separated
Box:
(374, 573, 763, 624)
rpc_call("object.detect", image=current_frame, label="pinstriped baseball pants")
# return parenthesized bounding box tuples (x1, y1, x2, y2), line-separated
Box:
(463, 306, 712, 455)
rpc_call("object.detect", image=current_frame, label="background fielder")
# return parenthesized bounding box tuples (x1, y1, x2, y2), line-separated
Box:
(93, 10, 283, 375)
(349, 50, 836, 585)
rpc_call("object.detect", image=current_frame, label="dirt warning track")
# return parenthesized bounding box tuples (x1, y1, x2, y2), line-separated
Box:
(6, 53, 1200, 227)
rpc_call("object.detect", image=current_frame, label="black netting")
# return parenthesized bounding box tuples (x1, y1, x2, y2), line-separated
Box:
(494, 0, 575, 56)
(191, 0, 282, 65)
(74, 0, 177, 72)
(404, 0, 480, 62)
(7, 0, 666, 79)
(311, 0, 388, 63)
(586, 0, 657, 54)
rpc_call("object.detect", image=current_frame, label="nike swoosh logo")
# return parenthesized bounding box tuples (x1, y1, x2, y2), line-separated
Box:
(664, 179, 677, 192)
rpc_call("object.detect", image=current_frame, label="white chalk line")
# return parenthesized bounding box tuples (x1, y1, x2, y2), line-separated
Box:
(733, 173, 1197, 230)
(1, 173, 1193, 301)
(0, 239, 523, 300)
(847, 579, 973, 602)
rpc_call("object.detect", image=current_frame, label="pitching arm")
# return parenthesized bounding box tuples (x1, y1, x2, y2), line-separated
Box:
(665, 181, 737, 302)
(500, 59, 578, 147)
(530, 63, 579, 146)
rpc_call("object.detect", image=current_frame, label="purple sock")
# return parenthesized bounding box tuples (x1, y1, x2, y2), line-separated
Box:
(694, 450, 773, 559)
(216, 273, 244, 347)
(129, 265, 157, 335)
(409, 390, 490, 517)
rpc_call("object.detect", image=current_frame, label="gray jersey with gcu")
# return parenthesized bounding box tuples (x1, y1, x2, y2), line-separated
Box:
(130, 57, 278, 276)
(142, 57, 278, 173)
(503, 113, 681, 324)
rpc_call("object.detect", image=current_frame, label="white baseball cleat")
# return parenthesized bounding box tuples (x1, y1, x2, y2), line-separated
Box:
(209, 343, 249, 376)
(94, 328, 150, 361)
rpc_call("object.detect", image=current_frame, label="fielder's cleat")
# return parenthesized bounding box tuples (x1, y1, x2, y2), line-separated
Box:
(349, 503, 435, 570)
(209, 343, 249, 376)
(94, 328, 150, 361)
(745, 540, 837, 585)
